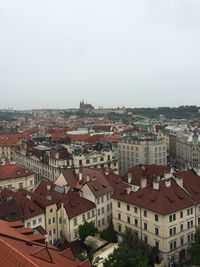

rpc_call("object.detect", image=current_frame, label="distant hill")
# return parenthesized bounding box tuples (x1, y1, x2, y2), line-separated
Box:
(128, 105, 200, 120)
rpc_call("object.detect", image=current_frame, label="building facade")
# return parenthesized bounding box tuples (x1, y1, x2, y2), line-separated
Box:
(118, 132, 167, 175)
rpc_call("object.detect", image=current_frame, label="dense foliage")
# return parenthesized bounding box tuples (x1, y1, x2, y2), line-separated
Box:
(103, 246, 149, 267)
(189, 227, 200, 266)
(78, 221, 98, 242)
(128, 105, 200, 119)
(99, 221, 117, 243)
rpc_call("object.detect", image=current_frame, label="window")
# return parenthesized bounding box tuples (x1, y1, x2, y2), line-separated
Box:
(82, 214, 86, 222)
(92, 210, 95, 217)
(134, 207, 138, 213)
(118, 213, 121, 220)
(52, 217, 55, 224)
(187, 220, 193, 229)
(98, 209, 100, 216)
(19, 182, 23, 188)
(169, 213, 176, 222)
(87, 212, 90, 219)
(180, 211, 183, 218)
(48, 218, 51, 225)
(127, 216, 130, 224)
(187, 208, 193, 216)
(180, 224, 183, 231)
(53, 228, 56, 235)
(101, 207, 104, 214)
(155, 214, 159, 222)
(27, 222, 30, 227)
(98, 220, 101, 228)
(74, 229, 79, 239)
(170, 240, 176, 251)
(118, 202, 121, 208)
(101, 196, 104, 203)
(102, 218, 105, 225)
(107, 204, 110, 211)
(144, 235, 148, 243)
(127, 204, 130, 211)
(33, 219, 36, 226)
(135, 219, 138, 226)
(155, 241, 159, 249)
(180, 237, 184, 246)
(49, 230, 52, 236)
(38, 217, 42, 223)
(143, 210, 147, 217)
(50, 208, 53, 213)
(97, 198, 100, 205)
(169, 227, 176, 236)
(107, 193, 110, 201)
(118, 224, 122, 232)
(73, 218, 77, 226)
(144, 222, 147, 230)
(155, 227, 159, 236)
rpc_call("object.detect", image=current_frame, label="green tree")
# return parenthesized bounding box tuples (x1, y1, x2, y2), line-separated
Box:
(103, 246, 149, 267)
(78, 221, 98, 242)
(189, 227, 200, 266)
(100, 221, 117, 243)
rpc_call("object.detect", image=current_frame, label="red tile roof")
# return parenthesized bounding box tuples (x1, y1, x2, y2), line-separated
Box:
(0, 220, 92, 267)
(35, 180, 96, 219)
(1, 189, 44, 219)
(0, 133, 31, 147)
(0, 162, 33, 181)
(122, 164, 169, 186)
(112, 178, 195, 215)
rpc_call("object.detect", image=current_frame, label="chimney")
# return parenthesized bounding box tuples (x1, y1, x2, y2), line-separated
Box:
(86, 175, 90, 182)
(127, 172, 132, 184)
(46, 194, 52, 200)
(141, 177, 147, 189)
(127, 187, 132, 194)
(175, 176, 183, 188)
(165, 179, 171, 188)
(153, 180, 160, 190)
(105, 169, 109, 176)
(26, 194, 31, 200)
(79, 172, 83, 181)
(170, 167, 175, 174)
(47, 184, 51, 191)
(75, 168, 79, 175)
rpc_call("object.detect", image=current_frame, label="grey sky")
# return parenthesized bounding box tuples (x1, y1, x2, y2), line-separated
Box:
(1, 0, 200, 109)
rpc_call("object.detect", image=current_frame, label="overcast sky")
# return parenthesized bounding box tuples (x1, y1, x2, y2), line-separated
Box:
(1, 0, 200, 109)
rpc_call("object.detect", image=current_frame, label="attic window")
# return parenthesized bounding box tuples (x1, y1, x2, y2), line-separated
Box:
(29, 206, 35, 212)
(175, 193, 185, 200)
(137, 192, 144, 198)
(102, 184, 107, 188)
(10, 210, 15, 215)
(93, 186, 98, 191)
(166, 196, 175, 203)
(150, 197, 157, 202)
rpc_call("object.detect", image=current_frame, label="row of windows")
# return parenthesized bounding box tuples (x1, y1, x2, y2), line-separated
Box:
(97, 193, 111, 204)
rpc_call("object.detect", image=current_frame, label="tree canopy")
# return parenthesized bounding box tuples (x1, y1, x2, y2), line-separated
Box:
(189, 227, 200, 266)
(78, 221, 98, 242)
(103, 246, 149, 267)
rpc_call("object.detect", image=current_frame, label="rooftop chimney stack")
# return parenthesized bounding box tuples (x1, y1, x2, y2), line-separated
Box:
(153, 180, 160, 190)
(128, 172, 132, 184)
(141, 177, 147, 189)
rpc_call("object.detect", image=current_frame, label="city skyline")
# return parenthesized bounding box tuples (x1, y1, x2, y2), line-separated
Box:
(1, 0, 200, 109)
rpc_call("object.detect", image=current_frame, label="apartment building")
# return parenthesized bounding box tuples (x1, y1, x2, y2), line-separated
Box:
(35, 180, 96, 242)
(55, 167, 127, 231)
(0, 161, 35, 191)
(118, 132, 167, 175)
(176, 130, 200, 169)
(0, 188, 46, 230)
(112, 179, 195, 266)
(111, 167, 200, 266)
(17, 188, 58, 244)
